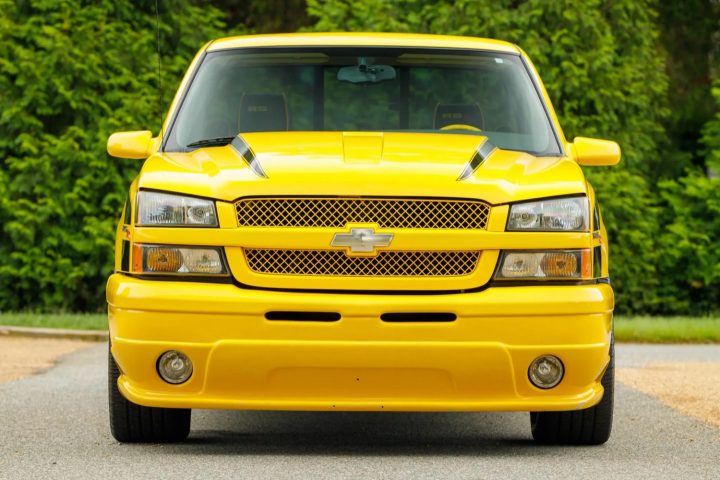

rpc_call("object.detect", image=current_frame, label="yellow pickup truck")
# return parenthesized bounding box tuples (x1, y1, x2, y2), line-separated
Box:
(106, 33, 620, 445)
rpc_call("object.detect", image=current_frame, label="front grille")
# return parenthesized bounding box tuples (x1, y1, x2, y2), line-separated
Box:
(244, 249, 480, 277)
(235, 197, 490, 229)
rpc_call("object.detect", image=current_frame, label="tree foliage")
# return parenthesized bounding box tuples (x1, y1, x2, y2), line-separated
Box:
(657, 173, 720, 313)
(0, 0, 718, 314)
(657, 0, 718, 173)
(0, 0, 223, 311)
(703, 81, 720, 174)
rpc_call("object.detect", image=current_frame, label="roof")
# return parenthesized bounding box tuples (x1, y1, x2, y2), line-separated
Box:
(207, 32, 520, 54)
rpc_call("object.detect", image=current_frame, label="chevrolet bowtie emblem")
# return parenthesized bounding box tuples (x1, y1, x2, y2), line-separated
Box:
(331, 227, 394, 253)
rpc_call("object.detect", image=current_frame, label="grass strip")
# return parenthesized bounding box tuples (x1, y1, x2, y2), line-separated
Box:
(615, 316, 720, 343)
(0, 312, 106, 331)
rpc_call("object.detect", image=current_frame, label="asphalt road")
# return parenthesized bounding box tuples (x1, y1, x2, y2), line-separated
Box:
(1, 344, 718, 480)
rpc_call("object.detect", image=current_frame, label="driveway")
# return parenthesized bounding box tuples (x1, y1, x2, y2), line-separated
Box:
(0, 344, 718, 479)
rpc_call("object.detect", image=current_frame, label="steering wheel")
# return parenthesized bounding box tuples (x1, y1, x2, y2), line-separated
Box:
(439, 123, 481, 132)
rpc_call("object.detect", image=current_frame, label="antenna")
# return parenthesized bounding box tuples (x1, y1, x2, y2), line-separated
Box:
(155, 0, 163, 142)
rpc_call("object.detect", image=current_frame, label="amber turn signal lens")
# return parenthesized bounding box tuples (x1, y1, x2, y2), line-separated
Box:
(540, 252, 577, 277)
(146, 247, 183, 272)
(131, 243, 228, 275)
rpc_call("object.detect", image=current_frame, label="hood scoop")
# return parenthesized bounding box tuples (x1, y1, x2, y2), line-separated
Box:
(342, 132, 384, 164)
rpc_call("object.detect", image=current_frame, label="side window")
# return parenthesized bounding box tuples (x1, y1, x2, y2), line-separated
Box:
(593, 198, 601, 232)
(123, 199, 131, 224)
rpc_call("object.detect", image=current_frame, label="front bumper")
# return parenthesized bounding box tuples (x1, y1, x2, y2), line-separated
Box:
(107, 274, 613, 412)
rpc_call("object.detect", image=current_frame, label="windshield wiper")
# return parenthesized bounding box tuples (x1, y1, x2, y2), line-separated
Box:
(186, 136, 236, 149)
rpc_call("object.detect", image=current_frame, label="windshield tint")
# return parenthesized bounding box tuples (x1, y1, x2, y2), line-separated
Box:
(164, 47, 562, 156)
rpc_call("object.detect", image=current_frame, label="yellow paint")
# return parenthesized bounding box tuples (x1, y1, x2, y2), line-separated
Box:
(573, 137, 622, 166)
(107, 131, 154, 159)
(106, 33, 619, 413)
(207, 32, 521, 54)
(109, 275, 612, 411)
(133, 132, 589, 204)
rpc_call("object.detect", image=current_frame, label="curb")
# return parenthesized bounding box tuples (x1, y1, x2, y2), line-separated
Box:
(0, 326, 108, 342)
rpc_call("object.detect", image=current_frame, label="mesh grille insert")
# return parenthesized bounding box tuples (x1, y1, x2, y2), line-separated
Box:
(244, 249, 480, 277)
(235, 197, 490, 229)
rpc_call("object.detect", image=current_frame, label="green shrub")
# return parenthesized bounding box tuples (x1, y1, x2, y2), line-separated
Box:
(655, 174, 720, 313)
(702, 80, 720, 174)
(0, 0, 224, 311)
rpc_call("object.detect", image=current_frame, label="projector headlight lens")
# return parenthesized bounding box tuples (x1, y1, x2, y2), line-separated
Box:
(508, 196, 588, 231)
(136, 191, 217, 226)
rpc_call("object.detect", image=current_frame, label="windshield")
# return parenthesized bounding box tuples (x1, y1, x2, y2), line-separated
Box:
(164, 47, 562, 156)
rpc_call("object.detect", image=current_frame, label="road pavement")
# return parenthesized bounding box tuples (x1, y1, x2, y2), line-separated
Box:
(0, 344, 718, 479)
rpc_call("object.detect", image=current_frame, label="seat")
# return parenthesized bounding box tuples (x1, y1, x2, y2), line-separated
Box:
(238, 93, 289, 133)
(433, 103, 484, 130)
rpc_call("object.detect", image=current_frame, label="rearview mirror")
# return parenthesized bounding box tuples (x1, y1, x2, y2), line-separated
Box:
(338, 60, 396, 84)
(573, 137, 621, 166)
(107, 131, 155, 159)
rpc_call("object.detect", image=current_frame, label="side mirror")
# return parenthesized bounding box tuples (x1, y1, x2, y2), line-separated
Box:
(107, 131, 156, 159)
(573, 137, 621, 166)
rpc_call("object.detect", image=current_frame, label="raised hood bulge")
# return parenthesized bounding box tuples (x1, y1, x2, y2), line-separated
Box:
(139, 132, 587, 204)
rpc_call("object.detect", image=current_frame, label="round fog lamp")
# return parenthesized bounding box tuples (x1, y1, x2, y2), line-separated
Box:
(157, 350, 193, 384)
(528, 355, 564, 389)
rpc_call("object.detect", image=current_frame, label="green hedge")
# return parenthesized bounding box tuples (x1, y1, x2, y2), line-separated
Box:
(0, 0, 718, 314)
(0, 0, 224, 311)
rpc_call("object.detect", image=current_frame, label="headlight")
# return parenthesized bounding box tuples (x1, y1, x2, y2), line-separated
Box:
(495, 249, 591, 280)
(507, 197, 588, 231)
(136, 191, 217, 226)
(132, 244, 229, 275)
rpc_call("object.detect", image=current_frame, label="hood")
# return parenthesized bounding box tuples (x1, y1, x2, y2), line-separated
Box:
(138, 132, 587, 204)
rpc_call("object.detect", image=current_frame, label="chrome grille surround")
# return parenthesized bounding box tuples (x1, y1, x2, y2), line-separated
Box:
(234, 197, 490, 229)
(244, 249, 480, 277)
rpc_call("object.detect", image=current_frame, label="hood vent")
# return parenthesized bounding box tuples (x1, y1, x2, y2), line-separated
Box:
(231, 135, 268, 178)
(457, 139, 497, 180)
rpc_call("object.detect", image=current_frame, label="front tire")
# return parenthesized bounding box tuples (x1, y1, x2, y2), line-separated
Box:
(108, 346, 191, 443)
(530, 342, 614, 445)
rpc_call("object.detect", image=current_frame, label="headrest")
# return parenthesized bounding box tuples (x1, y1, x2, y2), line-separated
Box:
(433, 103, 484, 130)
(238, 93, 288, 132)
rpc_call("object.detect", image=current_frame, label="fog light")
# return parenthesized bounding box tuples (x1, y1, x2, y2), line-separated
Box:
(528, 355, 564, 389)
(500, 252, 540, 278)
(132, 244, 228, 276)
(157, 351, 193, 384)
